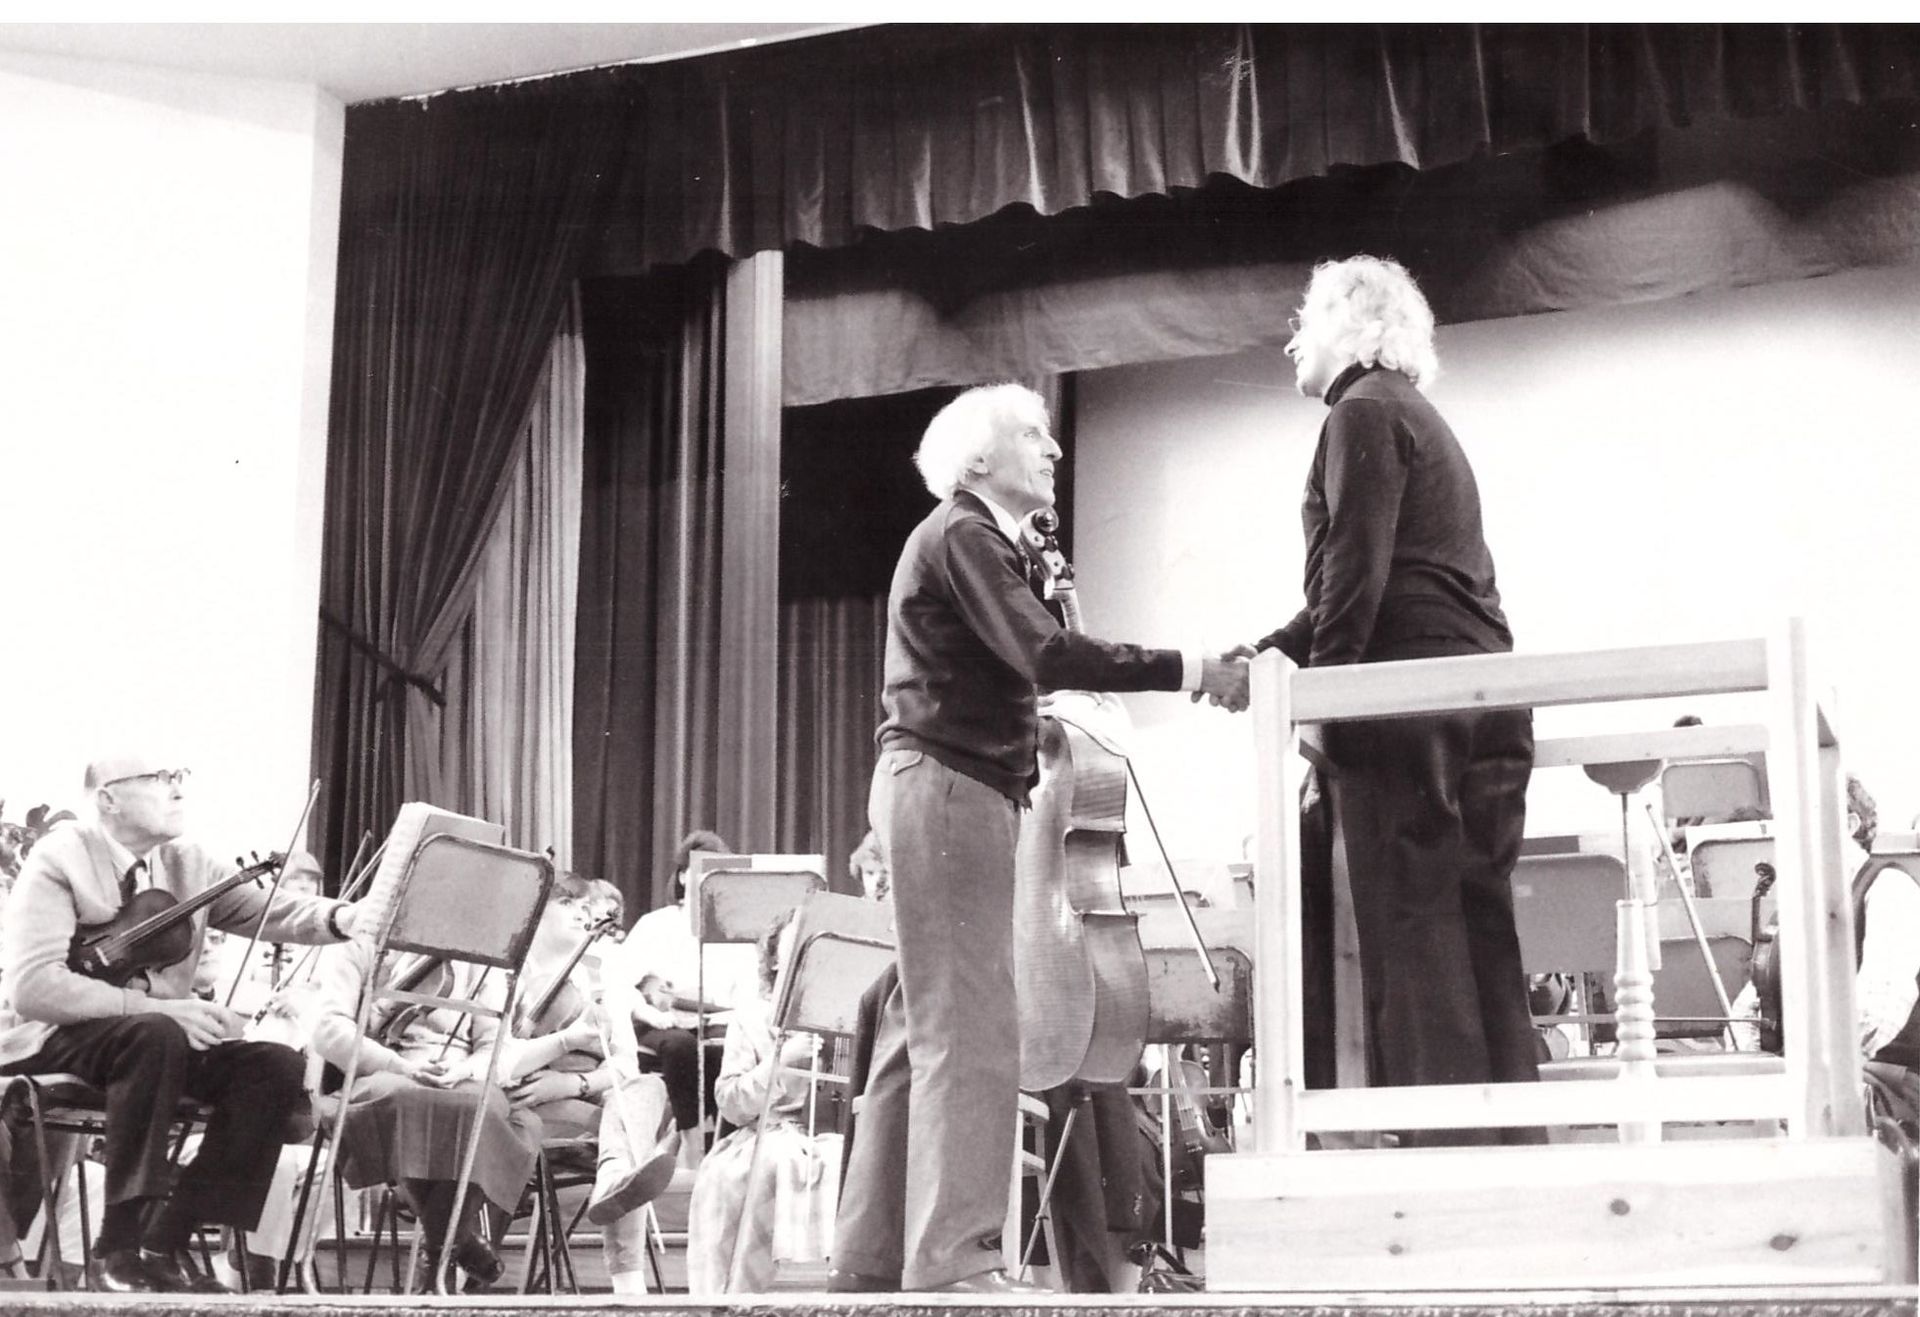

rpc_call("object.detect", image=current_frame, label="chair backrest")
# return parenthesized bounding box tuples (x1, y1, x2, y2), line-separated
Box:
(1661, 758, 1768, 824)
(1144, 945, 1253, 1045)
(1510, 853, 1624, 980)
(1687, 829, 1775, 905)
(1652, 933, 1754, 1038)
(697, 868, 828, 945)
(381, 833, 554, 969)
(355, 803, 506, 949)
(770, 891, 896, 1039)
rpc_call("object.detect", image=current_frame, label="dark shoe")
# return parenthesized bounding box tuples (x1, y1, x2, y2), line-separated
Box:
(451, 1231, 503, 1289)
(585, 1148, 677, 1225)
(827, 1264, 901, 1292)
(139, 1247, 233, 1293)
(925, 1268, 1044, 1293)
(85, 1247, 160, 1294)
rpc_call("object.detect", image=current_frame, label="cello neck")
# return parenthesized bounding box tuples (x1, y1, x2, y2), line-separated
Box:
(1054, 579, 1084, 634)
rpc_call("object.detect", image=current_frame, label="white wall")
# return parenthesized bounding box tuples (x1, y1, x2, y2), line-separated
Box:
(1075, 262, 1920, 856)
(0, 52, 342, 858)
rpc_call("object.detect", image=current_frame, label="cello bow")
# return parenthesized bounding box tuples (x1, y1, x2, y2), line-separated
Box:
(1026, 508, 1222, 996)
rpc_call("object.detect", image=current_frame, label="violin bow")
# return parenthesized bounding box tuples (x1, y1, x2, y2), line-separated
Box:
(250, 830, 379, 1010)
(1125, 760, 1222, 993)
(220, 779, 321, 1010)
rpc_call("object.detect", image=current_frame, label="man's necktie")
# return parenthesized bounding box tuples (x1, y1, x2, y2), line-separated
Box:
(120, 861, 144, 906)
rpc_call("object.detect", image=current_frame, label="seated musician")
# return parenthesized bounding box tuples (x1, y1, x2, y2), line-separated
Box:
(501, 870, 679, 1294)
(1738, 774, 1920, 1132)
(308, 923, 599, 1291)
(0, 753, 361, 1293)
(849, 829, 890, 904)
(1845, 777, 1920, 1135)
(603, 829, 756, 1170)
(688, 907, 837, 1294)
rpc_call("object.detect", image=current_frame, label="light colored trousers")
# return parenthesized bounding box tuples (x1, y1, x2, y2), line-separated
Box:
(832, 748, 1020, 1289)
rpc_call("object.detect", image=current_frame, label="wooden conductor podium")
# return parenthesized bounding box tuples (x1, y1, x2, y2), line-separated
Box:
(1208, 619, 1913, 1289)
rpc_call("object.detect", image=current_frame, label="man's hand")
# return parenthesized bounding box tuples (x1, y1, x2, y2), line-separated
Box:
(637, 975, 677, 1012)
(506, 1070, 582, 1110)
(1196, 654, 1251, 713)
(153, 997, 243, 1050)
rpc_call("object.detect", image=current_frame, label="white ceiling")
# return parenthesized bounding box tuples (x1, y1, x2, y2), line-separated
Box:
(0, 22, 860, 103)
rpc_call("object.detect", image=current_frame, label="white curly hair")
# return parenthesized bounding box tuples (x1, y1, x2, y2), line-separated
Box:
(1296, 255, 1440, 388)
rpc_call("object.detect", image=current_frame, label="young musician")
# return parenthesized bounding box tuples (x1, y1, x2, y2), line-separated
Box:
(503, 872, 679, 1294)
(829, 383, 1247, 1293)
(0, 754, 360, 1293)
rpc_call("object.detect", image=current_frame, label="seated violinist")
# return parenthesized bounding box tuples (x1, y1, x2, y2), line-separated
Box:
(309, 923, 600, 1291)
(502, 871, 679, 1294)
(0, 753, 361, 1293)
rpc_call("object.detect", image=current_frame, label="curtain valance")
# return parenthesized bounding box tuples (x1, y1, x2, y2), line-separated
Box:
(577, 22, 1920, 275)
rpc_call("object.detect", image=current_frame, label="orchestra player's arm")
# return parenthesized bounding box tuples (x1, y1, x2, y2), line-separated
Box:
(942, 513, 1187, 694)
(2, 835, 155, 1025)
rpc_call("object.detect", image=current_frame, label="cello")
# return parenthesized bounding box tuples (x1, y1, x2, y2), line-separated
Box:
(1012, 510, 1153, 1088)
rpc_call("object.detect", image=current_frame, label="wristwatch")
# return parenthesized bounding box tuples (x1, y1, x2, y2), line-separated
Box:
(326, 903, 351, 939)
(576, 1072, 592, 1100)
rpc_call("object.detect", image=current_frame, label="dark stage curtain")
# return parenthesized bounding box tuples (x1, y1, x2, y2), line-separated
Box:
(776, 595, 887, 894)
(587, 22, 1920, 276)
(311, 86, 627, 883)
(573, 263, 730, 917)
(783, 100, 1920, 404)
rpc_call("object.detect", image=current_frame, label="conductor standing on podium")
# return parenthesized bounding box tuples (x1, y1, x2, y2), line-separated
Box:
(1245, 257, 1541, 1144)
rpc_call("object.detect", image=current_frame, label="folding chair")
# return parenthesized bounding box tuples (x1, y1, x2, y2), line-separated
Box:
(1124, 908, 1255, 1264)
(694, 868, 829, 1145)
(1510, 853, 1624, 1055)
(4, 1075, 216, 1290)
(732, 891, 893, 1289)
(296, 832, 553, 1296)
(1660, 757, 1769, 826)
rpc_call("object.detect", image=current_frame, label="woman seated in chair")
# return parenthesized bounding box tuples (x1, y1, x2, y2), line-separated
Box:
(687, 907, 839, 1294)
(503, 871, 679, 1294)
(308, 922, 601, 1291)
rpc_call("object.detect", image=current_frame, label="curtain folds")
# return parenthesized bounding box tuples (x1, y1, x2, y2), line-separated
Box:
(775, 595, 888, 895)
(310, 86, 626, 881)
(572, 263, 730, 917)
(404, 297, 583, 863)
(587, 22, 1920, 275)
(782, 101, 1920, 404)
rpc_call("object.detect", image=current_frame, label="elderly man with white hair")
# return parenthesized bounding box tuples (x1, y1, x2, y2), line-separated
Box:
(0, 753, 360, 1292)
(1245, 255, 1540, 1144)
(828, 382, 1248, 1294)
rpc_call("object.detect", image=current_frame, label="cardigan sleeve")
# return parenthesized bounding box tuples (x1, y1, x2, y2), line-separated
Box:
(2, 834, 150, 1025)
(942, 515, 1183, 693)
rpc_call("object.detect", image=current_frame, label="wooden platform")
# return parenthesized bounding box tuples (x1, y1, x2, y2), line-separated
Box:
(0, 1285, 1911, 1316)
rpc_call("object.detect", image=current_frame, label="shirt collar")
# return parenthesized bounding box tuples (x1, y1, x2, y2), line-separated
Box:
(101, 831, 148, 885)
(1324, 361, 1376, 408)
(960, 487, 1028, 548)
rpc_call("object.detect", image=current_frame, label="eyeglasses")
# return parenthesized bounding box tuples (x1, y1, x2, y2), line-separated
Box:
(1286, 315, 1305, 336)
(102, 768, 191, 790)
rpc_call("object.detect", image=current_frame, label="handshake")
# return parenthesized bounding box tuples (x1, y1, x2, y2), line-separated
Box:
(1191, 642, 1257, 714)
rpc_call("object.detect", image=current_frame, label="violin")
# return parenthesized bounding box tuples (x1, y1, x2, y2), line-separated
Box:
(70, 853, 285, 985)
(1013, 510, 1151, 1089)
(519, 913, 621, 1038)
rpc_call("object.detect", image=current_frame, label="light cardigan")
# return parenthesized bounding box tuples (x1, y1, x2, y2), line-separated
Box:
(0, 820, 348, 1069)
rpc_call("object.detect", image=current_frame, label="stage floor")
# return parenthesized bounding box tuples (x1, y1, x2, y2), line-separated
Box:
(0, 1285, 1912, 1316)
